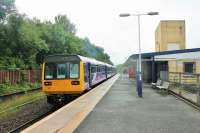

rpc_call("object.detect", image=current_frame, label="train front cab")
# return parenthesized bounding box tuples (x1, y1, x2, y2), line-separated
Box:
(42, 60, 85, 104)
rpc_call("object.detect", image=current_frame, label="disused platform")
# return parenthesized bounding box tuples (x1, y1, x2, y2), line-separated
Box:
(75, 75, 200, 133)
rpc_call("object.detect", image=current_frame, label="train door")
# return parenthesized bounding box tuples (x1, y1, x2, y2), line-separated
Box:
(84, 63, 90, 89)
(88, 63, 92, 87)
(105, 66, 108, 78)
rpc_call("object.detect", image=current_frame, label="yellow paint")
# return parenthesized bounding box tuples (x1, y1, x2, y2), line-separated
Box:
(42, 63, 45, 81)
(155, 20, 185, 52)
(168, 60, 200, 84)
(155, 20, 200, 85)
(42, 61, 85, 94)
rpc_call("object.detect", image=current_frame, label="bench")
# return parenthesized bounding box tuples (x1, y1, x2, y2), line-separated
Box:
(151, 79, 162, 89)
(156, 81, 170, 91)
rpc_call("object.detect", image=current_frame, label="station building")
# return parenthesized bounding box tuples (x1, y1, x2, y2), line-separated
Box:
(127, 20, 200, 85)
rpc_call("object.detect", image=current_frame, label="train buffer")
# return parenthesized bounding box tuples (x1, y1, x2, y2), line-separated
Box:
(22, 74, 200, 133)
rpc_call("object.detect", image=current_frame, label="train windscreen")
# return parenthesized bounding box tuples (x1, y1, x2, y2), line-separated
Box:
(69, 63, 79, 78)
(44, 62, 79, 80)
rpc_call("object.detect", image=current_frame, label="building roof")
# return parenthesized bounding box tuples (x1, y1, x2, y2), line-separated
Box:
(130, 48, 200, 59)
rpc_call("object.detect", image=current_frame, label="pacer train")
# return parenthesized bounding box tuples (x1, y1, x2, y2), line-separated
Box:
(42, 54, 116, 104)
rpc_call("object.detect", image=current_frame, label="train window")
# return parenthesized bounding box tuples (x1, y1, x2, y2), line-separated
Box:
(84, 64, 89, 82)
(45, 63, 56, 79)
(70, 63, 79, 78)
(57, 64, 67, 79)
(100, 66, 102, 72)
(102, 66, 105, 74)
(91, 66, 96, 73)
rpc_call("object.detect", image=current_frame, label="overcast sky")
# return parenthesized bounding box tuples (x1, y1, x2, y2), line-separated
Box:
(15, 0, 200, 65)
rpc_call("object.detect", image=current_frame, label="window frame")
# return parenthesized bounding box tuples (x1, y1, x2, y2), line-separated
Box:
(44, 62, 80, 80)
(69, 62, 80, 79)
(184, 62, 196, 74)
(56, 63, 68, 79)
(44, 63, 57, 80)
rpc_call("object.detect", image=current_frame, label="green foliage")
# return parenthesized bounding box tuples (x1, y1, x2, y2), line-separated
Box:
(0, 13, 48, 68)
(0, 0, 15, 22)
(0, 56, 25, 68)
(55, 14, 76, 34)
(0, 11, 113, 69)
(0, 91, 45, 119)
(0, 82, 30, 95)
(82, 38, 113, 64)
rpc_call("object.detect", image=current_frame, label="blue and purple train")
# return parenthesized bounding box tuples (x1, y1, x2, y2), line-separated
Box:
(42, 54, 116, 104)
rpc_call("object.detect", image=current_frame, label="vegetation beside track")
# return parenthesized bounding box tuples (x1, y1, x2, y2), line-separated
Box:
(0, 82, 40, 96)
(0, 91, 45, 119)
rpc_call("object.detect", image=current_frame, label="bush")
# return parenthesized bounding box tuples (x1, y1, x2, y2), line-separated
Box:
(0, 82, 39, 96)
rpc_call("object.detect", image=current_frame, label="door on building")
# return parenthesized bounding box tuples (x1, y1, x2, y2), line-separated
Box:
(156, 61, 169, 81)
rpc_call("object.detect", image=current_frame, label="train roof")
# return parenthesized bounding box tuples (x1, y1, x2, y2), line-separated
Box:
(77, 55, 113, 67)
(44, 54, 113, 67)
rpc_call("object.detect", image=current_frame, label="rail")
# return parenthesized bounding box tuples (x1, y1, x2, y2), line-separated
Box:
(8, 106, 58, 133)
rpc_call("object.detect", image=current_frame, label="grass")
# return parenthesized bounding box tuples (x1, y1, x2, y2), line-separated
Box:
(0, 82, 41, 96)
(0, 91, 45, 119)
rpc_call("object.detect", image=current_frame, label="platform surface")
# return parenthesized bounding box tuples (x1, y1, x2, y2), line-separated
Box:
(22, 75, 119, 133)
(75, 75, 200, 133)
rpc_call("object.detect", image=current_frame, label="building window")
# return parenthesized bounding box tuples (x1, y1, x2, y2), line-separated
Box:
(184, 62, 195, 74)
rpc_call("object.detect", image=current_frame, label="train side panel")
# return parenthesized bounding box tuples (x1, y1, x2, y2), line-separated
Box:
(90, 65, 107, 86)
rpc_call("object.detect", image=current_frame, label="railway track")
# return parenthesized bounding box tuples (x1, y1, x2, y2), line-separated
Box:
(0, 96, 45, 115)
(8, 106, 59, 133)
(0, 87, 41, 101)
(4, 77, 115, 132)
(168, 90, 200, 111)
(5, 96, 79, 133)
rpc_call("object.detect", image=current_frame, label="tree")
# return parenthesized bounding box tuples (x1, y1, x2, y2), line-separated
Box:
(0, 0, 15, 22)
(0, 13, 48, 68)
(54, 15, 76, 34)
(0, 6, 113, 68)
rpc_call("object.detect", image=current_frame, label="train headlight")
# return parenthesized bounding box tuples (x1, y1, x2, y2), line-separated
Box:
(71, 81, 80, 85)
(44, 82, 52, 86)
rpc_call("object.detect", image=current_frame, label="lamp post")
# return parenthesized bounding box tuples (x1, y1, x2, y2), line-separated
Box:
(119, 12, 159, 97)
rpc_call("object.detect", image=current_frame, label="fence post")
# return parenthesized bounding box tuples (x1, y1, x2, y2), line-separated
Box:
(179, 73, 181, 84)
(197, 90, 200, 105)
(178, 73, 182, 95)
(197, 74, 199, 84)
(196, 74, 200, 105)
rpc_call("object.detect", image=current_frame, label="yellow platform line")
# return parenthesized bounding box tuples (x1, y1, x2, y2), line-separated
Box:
(21, 74, 119, 133)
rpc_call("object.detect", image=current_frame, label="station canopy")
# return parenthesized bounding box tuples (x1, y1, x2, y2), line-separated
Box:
(154, 51, 200, 61)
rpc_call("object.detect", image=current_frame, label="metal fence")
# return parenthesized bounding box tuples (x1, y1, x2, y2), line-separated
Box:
(0, 69, 41, 85)
(167, 72, 200, 93)
(164, 72, 200, 104)
(169, 72, 200, 85)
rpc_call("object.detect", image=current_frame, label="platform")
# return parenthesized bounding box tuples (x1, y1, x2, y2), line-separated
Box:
(22, 74, 200, 133)
(75, 75, 200, 133)
(22, 75, 119, 133)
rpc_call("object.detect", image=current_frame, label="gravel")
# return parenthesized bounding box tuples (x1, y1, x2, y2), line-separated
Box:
(0, 98, 53, 133)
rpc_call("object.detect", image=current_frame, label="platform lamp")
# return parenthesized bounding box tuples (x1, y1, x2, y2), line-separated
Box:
(119, 12, 159, 97)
